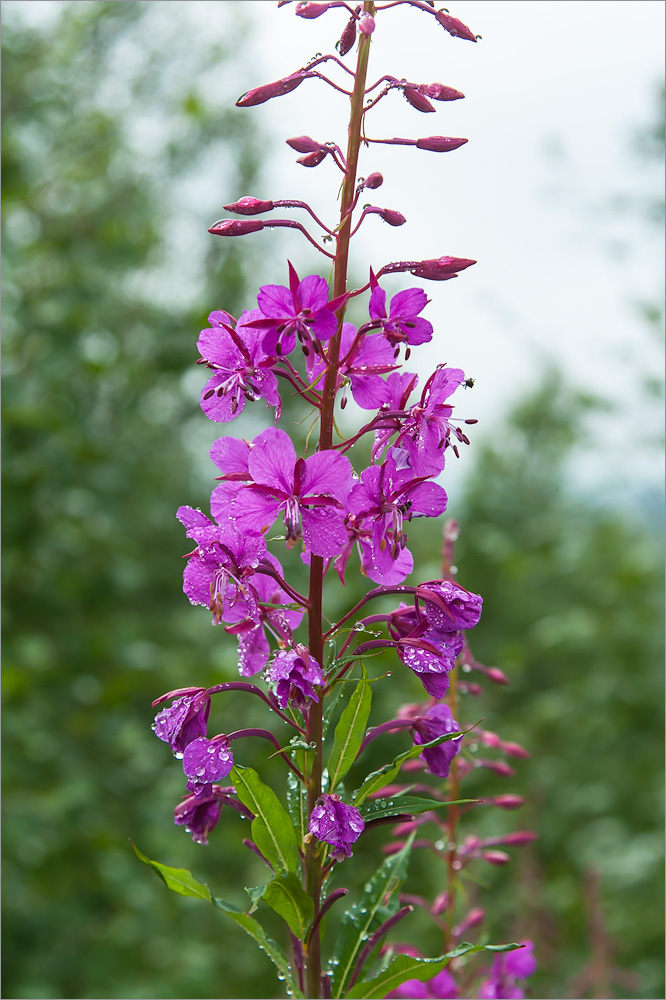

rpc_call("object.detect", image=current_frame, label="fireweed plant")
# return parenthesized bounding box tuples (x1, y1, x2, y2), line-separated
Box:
(136, 3, 538, 999)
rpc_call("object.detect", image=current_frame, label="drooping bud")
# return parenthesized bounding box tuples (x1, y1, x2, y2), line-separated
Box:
(337, 15, 357, 56)
(208, 219, 265, 237)
(223, 196, 274, 216)
(403, 87, 436, 113)
(409, 255, 476, 279)
(435, 10, 477, 42)
(236, 72, 305, 108)
(295, 1, 333, 17)
(376, 207, 407, 227)
(364, 172, 383, 189)
(420, 82, 465, 102)
(297, 148, 330, 167)
(308, 793, 365, 860)
(358, 12, 375, 35)
(415, 135, 468, 152)
(286, 135, 323, 153)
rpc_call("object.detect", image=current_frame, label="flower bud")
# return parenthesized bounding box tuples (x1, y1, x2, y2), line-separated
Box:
(403, 87, 436, 113)
(453, 907, 485, 936)
(223, 196, 274, 216)
(337, 16, 356, 56)
(208, 219, 265, 236)
(486, 666, 510, 685)
(297, 149, 329, 167)
(496, 830, 538, 846)
(236, 72, 304, 108)
(478, 758, 515, 778)
(435, 11, 478, 42)
(431, 891, 450, 916)
(482, 850, 511, 866)
(377, 208, 407, 227)
(415, 135, 468, 152)
(421, 83, 465, 102)
(364, 172, 383, 189)
(492, 794, 525, 810)
(358, 12, 375, 35)
(286, 135, 322, 153)
(413, 255, 476, 275)
(295, 1, 332, 17)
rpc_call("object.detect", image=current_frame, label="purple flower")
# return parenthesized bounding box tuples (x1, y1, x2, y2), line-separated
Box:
(397, 367, 465, 477)
(249, 262, 343, 357)
(385, 966, 457, 998)
(397, 629, 463, 698)
(152, 686, 210, 758)
(477, 942, 537, 999)
(174, 788, 224, 845)
(411, 704, 462, 777)
(418, 579, 483, 632)
(267, 645, 324, 710)
(197, 309, 280, 422)
(308, 793, 365, 860)
(177, 506, 266, 625)
(334, 513, 414, 587)
(348, 451, 447, 583)
(372, 370, 419, 464)
(215, 427, 353, 559)
(306, 323, 396, 410)
(182, 735, 234, 798)
(368, 281, 433, 349)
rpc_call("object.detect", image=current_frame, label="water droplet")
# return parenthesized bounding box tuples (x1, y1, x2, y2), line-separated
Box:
(452, 860, 462, 870)
(207, 746, 216, 754)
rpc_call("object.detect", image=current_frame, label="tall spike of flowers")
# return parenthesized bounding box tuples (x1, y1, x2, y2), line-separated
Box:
(140, 5, 534, 999)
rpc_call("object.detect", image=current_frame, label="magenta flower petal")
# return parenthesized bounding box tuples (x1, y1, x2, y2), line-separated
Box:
(301, 506, 348, 558)
(411, 704, 462, 777)
(308, 793, 365, 859)
(183, 737, 234, 798)
(299, 450, 353, 504)
(248, 427, 297, 493)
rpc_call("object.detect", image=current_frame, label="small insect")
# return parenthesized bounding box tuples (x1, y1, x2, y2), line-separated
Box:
(463, 377, 475, 389)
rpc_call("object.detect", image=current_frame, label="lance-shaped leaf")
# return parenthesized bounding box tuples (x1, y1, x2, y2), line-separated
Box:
(330, 833, 415, 997)
(352, 732, 464, 807)
(327, 669, 372, 791)
(344, 942, 522, 999)
(287, 749, 309, 843)
(231, 764, 300, 873)
(213, 896, 305, 998)
(263, 872, 315, 939)
(359, 795, 478, 824)
(131, 842, 212, 901)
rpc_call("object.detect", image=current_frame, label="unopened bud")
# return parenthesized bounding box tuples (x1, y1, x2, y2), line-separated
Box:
(415, 135, 468, 153)
(460, 681, 483, 696)
(431, 891, 450, 915)
(482, 850, 511, 866)
(377, 208, 407, 227)
(236, 73, 305, 108)
(297, 149, 329, 167)
(286, 135, 322, 153)
(486, 667, 510, 685)
(403, 87, 436, 113)
(435, 11, 478, 42)
(337, 16, 357, 56)
(498, 830, 538, 846)
(479, 759, 515, 778)
(223, 196, 274, 216)
(410, 256, 477, 280)
(364, 172, 383, 189)
(208, 219, 264, 236)
(358, 12, 375, 35)
(492, 794, 525, 810)
(295, 1, 332, 17)
(503, 741, 530, 759)
(453, 907, 485, 937)
(421, 83, 465, 102)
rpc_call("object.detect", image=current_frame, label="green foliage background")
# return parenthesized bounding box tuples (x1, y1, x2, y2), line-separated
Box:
(2, 3, 663, 999)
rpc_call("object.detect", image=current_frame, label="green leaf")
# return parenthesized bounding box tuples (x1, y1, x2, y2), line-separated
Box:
(287, 750, 308, 843)
(263, 872, 315, 939)
(327, 669, 372, 790)
(131, 841, 212, 901)
(359, 796, 479, 823)
(330, 833, 415, 997)
(212, 897, 305, 998)
(344, 942, 522, 999)
(352, 732, 463, 807)
(230, 764, 300, 874)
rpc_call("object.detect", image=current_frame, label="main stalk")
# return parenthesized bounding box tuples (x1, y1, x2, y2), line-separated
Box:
(304, 7, 375, 996)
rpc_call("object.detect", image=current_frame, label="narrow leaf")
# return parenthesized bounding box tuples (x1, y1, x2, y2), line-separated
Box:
(131, 842, 212, 901)
(360, 796, 478, 823)
(263, 872, 315, 939)
(213, 897, 305, 998)
(331, 833, 415, 997)
(352, 733, 462, 807)
(327, 670, 372, 790)
(287, 750, 308, 843)
(231, 764, 300, 873)
(345, 942, 522, 998)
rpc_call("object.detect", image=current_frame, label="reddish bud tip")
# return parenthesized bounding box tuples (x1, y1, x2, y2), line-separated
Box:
(435, 11, 478, 42)
(337, 16, 357, 56)
(421, 83, 465, 102)
(364, 172, 383, 189)
(492, 794, 526, 810)
(453, 907, 485, 936)
(503, 741, 531, 759)
(236, 73, 304, 108)
(486, 666, 510, 685)
(431, 891, 450, 916)
(295, 1, 332, 17)
(286, 135, 322, 153)
(409, 256, 477, 280)
(482, 850, 511, 866)
(378, 208, 407, 227)
(415, 135, 468, 153)
(223, 197, 274, 216)
(208, 219, 265, 237)
(403, 87, 436, 113)
(297, 149, 329, 167)
(500, 831, 538, 846)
